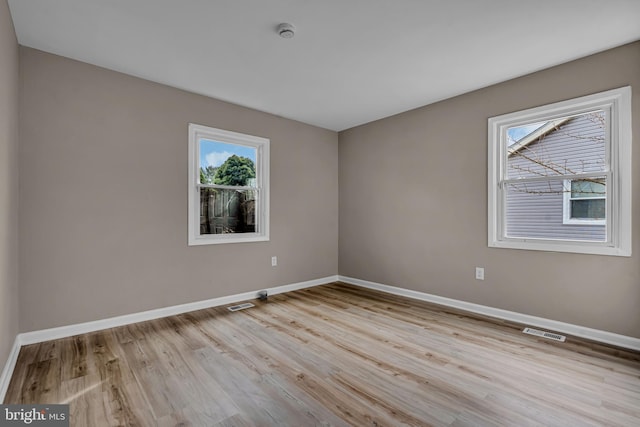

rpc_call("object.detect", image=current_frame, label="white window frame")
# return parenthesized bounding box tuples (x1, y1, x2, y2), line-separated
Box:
(488, 87, 632, 256)
(562, 179, 606, 226)
(188, 123, 270, 245)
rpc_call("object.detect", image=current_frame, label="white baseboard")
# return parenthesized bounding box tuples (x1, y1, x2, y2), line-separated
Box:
(0, 336, 22, 402)
(338, 275, 640, 352)
(0, 274, 338, 402)
(19, 275, 339, 346)
(3, 272, 637, 403)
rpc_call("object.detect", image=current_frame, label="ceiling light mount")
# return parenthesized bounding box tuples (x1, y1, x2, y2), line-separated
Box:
(277, 23, 296, 39)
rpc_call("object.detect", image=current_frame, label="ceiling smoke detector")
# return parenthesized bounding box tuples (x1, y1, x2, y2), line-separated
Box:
(277, 23, 295, 39)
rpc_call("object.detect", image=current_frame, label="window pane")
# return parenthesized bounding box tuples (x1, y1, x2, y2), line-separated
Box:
(199, 188, 257, 235)
(506, 121, 547, 144)
(506, 181, 606, 241)
(507, 111, 606, 180)
(571, 199, 605, 220)
(199, 140, 257, 186)
(571, 179, 605, 199)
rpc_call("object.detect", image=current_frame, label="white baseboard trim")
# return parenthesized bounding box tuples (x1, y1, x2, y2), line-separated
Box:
(338, 275, 640, 352)
(19, 275, 338, 346)
(0, 335, 23, 402)
(4, 272, 637, 402)
(0, 275, 337, 401)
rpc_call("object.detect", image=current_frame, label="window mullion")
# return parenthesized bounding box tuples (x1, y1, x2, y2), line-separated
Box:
(197, 184, 256, 191)
(501, 171, 607, 186)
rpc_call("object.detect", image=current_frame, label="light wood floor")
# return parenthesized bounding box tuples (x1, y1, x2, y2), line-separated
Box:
(5, 283, 640, 426)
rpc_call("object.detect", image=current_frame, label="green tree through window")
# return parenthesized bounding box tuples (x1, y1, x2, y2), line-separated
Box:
(213, 155, 255, 186)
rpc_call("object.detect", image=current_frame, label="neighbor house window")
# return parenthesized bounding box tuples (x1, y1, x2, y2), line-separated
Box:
(188, 123, 269, 245)
(488, 87, 631, 256)
(563, 179, 606, 225)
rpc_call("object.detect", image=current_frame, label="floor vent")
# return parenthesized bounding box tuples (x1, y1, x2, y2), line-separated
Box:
(228, 303, 255, 312)
(523, 327, 566, 342)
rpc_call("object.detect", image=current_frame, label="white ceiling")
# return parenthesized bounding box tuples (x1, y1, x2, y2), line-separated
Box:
(8, 0, 640, 131)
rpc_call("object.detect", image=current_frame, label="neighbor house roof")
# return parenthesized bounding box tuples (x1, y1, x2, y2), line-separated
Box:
(508, 117, 572, 156)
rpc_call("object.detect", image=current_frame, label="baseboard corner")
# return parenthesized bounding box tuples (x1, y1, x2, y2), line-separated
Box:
(0, 335, 22, 402)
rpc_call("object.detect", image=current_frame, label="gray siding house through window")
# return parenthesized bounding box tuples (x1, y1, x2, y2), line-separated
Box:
(505, 112, 606, 241)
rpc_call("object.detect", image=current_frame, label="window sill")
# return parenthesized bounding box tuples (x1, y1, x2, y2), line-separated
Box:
(188, 234, 269, 246)
(489, 238, 631, 257)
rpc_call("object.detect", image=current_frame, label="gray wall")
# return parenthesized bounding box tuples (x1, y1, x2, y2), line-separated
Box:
(339, 41, 640, 338)
(0, 0, 19, 368)
(12, 36, 640, 340)
(19, 47, 338, 332)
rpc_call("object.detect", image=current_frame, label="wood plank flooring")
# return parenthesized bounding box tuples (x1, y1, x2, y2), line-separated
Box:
(4, 282, 640, 426)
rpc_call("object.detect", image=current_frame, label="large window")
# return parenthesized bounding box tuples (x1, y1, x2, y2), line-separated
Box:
(488, 87, 631, 256)
(188, 124, 269, 245)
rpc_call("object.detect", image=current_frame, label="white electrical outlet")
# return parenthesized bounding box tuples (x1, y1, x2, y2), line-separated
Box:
(475, 267, 485, 280)
(271, 256, 277, 267)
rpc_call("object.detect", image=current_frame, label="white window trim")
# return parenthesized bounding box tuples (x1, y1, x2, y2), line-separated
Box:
(188, 123, 270, 245)
(488, 86, 632, 257)
(562, 179, 606, 226)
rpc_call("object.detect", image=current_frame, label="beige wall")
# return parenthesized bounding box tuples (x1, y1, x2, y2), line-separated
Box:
(14, 38, 640, 339)
(0, 0, 19, 368)
(339, 41, 640, 338)
(19, 47, 338, 332)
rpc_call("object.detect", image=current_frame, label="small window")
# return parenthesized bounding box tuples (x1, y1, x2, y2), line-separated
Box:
(488, 87, 632, 256)
(563, 179, 606, 225)
(188, 124, 269, 245)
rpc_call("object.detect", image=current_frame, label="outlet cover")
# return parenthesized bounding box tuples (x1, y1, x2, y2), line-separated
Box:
(475, 267, 485, 280)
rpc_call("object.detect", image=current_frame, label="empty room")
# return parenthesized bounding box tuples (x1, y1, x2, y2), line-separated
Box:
(1, 1, 639, 426)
